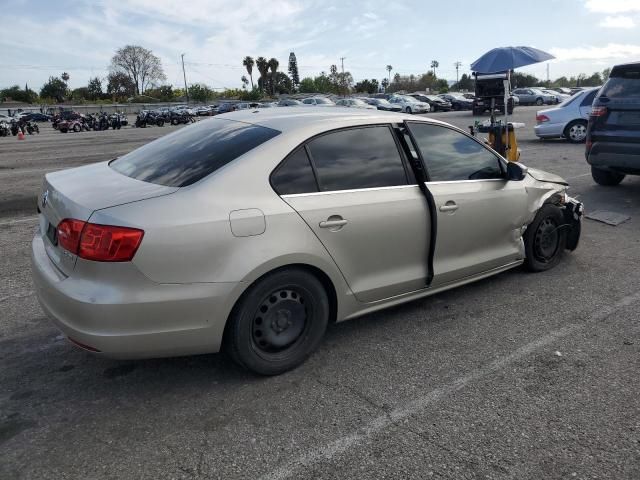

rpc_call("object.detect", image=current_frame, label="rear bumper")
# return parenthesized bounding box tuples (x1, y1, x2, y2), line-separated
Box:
(31, 234, 238, 359)
(587, 141, 640, 173)
(534, 122, 564, 138)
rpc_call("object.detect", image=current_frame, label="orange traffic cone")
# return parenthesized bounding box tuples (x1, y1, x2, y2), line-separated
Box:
(17, 131, 25, 140)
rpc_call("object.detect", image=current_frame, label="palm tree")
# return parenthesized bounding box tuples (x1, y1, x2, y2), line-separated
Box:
(386, 65, 392, 84)
(256, 57, 269, 93)
(268, 58, 279, 95)
(241, 75, 249, 89)
(242, 56, 255, 89)
(61, 72, 70, 83)
(430, 60, 439, 77)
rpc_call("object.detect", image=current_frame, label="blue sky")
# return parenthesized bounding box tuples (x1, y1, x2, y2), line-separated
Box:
(1, 0, 639, 91)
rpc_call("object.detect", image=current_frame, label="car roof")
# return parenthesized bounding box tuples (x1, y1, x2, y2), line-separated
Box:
(216, 107, 448, 133)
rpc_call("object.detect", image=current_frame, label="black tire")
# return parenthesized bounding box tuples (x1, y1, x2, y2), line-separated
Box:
(591, 166, 625, 186)
(535, 97, 544, 106)
(60, 128, 68, 133)
(405, 106, 412, 114)
(507, 106, 514, 115)
(72, 124, 81, 132)
(563, 120, 588, 143)
(225, 268, 329, 375)
(171, 117, 179, 125)
(156, 119, 164, 127)
(524, 204, 567, 272)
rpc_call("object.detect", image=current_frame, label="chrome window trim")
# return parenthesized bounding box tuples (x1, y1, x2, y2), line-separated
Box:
(425, 178, 506, 185)
(281, 184, 419, 198)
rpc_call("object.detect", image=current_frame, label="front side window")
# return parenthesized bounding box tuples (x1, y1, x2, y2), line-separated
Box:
(111, 119, 280, 187)
(407, 123, 503, 182)
(307, 126, 408, 191)
(302, 99, 314, 104)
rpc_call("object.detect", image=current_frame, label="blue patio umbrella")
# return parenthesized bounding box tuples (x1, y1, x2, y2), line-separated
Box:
(470, 46, 555, 73)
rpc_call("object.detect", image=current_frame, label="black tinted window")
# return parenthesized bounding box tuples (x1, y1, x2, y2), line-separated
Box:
(407, 123, 503, 181)
(271, 148, 318, 195)
(601, 74, 640, 98)
(110, 119, 279, 187)
(580, 90, 597, 106)
(307, 126, 407, 191)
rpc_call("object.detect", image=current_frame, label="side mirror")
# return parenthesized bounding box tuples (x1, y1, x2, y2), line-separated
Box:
(507, 162, 528, 181)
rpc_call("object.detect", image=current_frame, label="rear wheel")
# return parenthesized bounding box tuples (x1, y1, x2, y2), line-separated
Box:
(156, 119, 164, 127)
(405, 106, 412, 114)
(591, 166, 625, 186)
(535, 97, 544, 106)
(72, 123, 81, 132)
(563, 120, 588, 143)
(225, 268, 329, 375)
(524, 204, 567, 272)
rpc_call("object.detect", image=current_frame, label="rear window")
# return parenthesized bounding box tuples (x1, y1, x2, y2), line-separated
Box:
(110, 119, 280, 187)
(601, 69, 640, 98)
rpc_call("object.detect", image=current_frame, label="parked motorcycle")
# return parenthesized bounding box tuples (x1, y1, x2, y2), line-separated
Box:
(169, 111, 196, 125)
(24, 120, 40, 134)
(135, 110, 165, 128)
(58, 118, 85, 133)
(0, 121, 10, 137)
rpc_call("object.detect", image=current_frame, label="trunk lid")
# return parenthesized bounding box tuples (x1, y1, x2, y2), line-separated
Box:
(38, 161, 178, 276)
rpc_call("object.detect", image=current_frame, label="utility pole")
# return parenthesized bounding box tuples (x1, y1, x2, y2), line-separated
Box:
(546, 63, 550, 84)
(454, 61, 462, 84)
(181, 53, 189, 104)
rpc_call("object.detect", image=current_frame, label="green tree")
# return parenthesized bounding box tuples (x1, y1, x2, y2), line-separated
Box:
(61, 72, 70, 83)
(106, 71, 136, 99)
(1, 85, 38, 103)
(602, 68, 611, 81)
(288, 52, 300, 90)
(299, 77, 315, 93)
(188, 83, 215, 102)
(255, 57, 269, 93)
(430, 60, 439, 76)
(453, 73, 473, 91)
(243, 56, 255, 89)
(241, 75, 249, 89)
(87, 77, 103, 100)
(386, 65, 393, 85)
(71, 87, 90, 102)
(268, 57, 279, 95)
(40, 76, 68, 102)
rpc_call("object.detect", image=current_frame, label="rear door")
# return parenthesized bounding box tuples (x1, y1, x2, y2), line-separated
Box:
(276, 125, 431, 303)
(405, 122, 529, 286)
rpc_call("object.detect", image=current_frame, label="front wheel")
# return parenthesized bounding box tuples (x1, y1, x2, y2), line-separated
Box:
(171, 117, 179, 125)
(225, 268, 329, 375)
(405, 106, 412, 114)
(591, 166, 625, 186)
(563, 120, 588, 143)
(72, 124, 81, 132)
(156, 119, 164, 127)
(524, 204, 567, 272)
(535, 97, 544, 106)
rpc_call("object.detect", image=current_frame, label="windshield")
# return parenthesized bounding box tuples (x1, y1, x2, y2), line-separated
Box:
(111, 118, 280, 187)
(377, 99, 390, 105)
(351, 99, 367, 105)
(315, 98, 334, 104)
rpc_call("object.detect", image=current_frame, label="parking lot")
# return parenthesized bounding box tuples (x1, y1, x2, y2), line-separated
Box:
(1, 106, 639, 479)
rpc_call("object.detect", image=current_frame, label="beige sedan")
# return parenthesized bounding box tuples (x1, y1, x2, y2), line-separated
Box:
(31, 108, 582, 375)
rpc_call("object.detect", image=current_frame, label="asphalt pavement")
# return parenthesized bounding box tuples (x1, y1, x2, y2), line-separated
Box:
(1, 107, 639, 479)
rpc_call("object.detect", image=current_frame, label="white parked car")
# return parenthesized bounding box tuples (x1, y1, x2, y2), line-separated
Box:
(301, 97, 336, 107)
(335, 98, 376, 109)
(534, 87, 599, 143)
(389, 95, 431, 114)
(541, 89, 570, 104)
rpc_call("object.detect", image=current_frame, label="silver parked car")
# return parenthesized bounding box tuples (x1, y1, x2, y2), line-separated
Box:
(512, 88, 556, 106)
(389, 95, 431, 114)
(32, 108, 582, 375)
(534, 88, 599, 143)
(301, 97, 336, 107)
(335, 98, 376, 109)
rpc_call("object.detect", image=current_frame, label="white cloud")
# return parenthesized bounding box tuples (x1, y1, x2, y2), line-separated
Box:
(585, 0, 640, 13)
(550, 43, 640, 60)
(599, 15, 636, 28)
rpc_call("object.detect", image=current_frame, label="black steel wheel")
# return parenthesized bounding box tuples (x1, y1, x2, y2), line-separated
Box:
(524, 204, 567, 272)
(225, 268, 329, 375)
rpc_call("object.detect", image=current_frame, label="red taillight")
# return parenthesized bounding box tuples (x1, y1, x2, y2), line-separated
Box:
(590, 106, 607, 117)
(56, 219, 144, 262)
(536, 114, 550, 123)
(57, 219, 85, 254)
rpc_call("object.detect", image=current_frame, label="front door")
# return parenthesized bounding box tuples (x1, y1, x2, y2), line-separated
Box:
(406, 122, 529, 285)
(276, 125, 431, 303)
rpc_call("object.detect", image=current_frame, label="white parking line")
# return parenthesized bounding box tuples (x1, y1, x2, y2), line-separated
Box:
(0, 215, 38, 227)
(260, 291, 640, 480)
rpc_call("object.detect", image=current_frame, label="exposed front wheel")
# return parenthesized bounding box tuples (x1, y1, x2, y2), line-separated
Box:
(563, 120, 588, 143)
(524, 204, 567, 272)
(225, 268, 329, 375)
(591, 166, 625, 186)
(535, 97, 544, 106)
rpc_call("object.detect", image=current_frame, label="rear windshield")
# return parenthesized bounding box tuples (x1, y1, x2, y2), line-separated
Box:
(601, 70, 640, 99)
(110, 118, 280, 187)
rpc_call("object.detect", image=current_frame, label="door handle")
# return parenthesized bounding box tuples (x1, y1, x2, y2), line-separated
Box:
(319, 219, 348, 228)
(439, 202, 459, 212)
